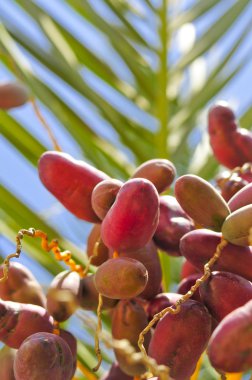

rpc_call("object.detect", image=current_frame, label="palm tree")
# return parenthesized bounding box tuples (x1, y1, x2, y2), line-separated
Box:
(0, 1, 252, 378)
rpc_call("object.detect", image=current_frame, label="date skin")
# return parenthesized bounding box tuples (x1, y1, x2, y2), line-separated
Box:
(208, 299, 252, 373)
(208, 103, 252, 169)
(200, 271, 252, 321)
(180, 229, 252, 281)
(148, 299, 212, 380)
(101, 178, 159, 252)
(38, 151, 109, 222)
(0, 300, 54, 349)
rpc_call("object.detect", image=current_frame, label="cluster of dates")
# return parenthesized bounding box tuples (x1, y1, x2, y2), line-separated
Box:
(1, 90, 252, 380)
(0, 262, 77, 380)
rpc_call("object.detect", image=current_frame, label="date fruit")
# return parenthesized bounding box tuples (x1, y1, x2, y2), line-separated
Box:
(153, 195, 194, 256)
(221, 204, 252, 246)
(148, 299, 212, 380)
(208, 102, 252, 169)
(14, 332, 73, 380)
(131, 158, 176, 194)
(94, 257, 148, 299)
(38, 151, 109, 222)
(175, 174, 230, 231)
(91, 178, 123, 220)
(208, 299, 252, 373)
(180, 229, 252, 281)
(0, 81, 29, 109)
(112, 299, 151, 376)
(199, 271, 252, 321)
(86, 224, 109, 266)
(101, 178, 159, 252)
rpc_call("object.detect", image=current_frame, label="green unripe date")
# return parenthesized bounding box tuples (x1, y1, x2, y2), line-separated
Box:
(175, 174, 230, 231)
(222, 204, 252, 246)
(228, 182, 252, 211)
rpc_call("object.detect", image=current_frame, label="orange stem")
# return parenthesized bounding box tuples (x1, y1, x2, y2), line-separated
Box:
(77, 361, 97, 380)
(225, 374, 243, 380)
(34, 229, 86, 276)
(0, 228, 88, 283)
(113, 251, 119, 259)
(190, 354, 203, 380)
(53, 321, 60, 335)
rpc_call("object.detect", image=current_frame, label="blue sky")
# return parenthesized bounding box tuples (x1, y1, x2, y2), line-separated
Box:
(1, 2, 252, 376)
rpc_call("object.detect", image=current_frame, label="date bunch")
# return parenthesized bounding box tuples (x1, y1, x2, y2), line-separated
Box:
(0, 102, 252, 380)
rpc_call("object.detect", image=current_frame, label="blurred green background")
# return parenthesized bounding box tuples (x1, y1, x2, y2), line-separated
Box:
(1, 1, 252, 379)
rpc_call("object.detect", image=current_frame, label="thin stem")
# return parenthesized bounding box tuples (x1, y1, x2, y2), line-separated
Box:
(138, 238, 228, 364)
(77, 361, 97, 380)
(113, 250, 119, 259)
(76, 310, 170, 379)
(0, 228, 87, 283)
(30, 97, 62, 151)
(33, 229, 86, 276)
(93, 293, 103, 372)
(0, 228, 35, 283)
(53, 321, 60, 335)
(0, 50, 61, 152)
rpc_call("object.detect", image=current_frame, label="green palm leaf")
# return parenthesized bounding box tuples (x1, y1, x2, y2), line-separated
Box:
(1, 1, 252, 378)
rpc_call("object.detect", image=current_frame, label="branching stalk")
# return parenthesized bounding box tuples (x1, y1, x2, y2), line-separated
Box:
(138, 237, 228, 370)
(0, 227, 88, 282)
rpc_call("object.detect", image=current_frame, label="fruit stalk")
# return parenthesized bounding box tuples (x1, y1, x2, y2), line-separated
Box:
(93, 293, 103, 372)
(138, 237, 228, 366)
(77, 310, 169, 380)
(0, 228, 88, 284)
(77, 361, 97, 380)
(0, 228, 35, 283)
(30, 97, 62, 151)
